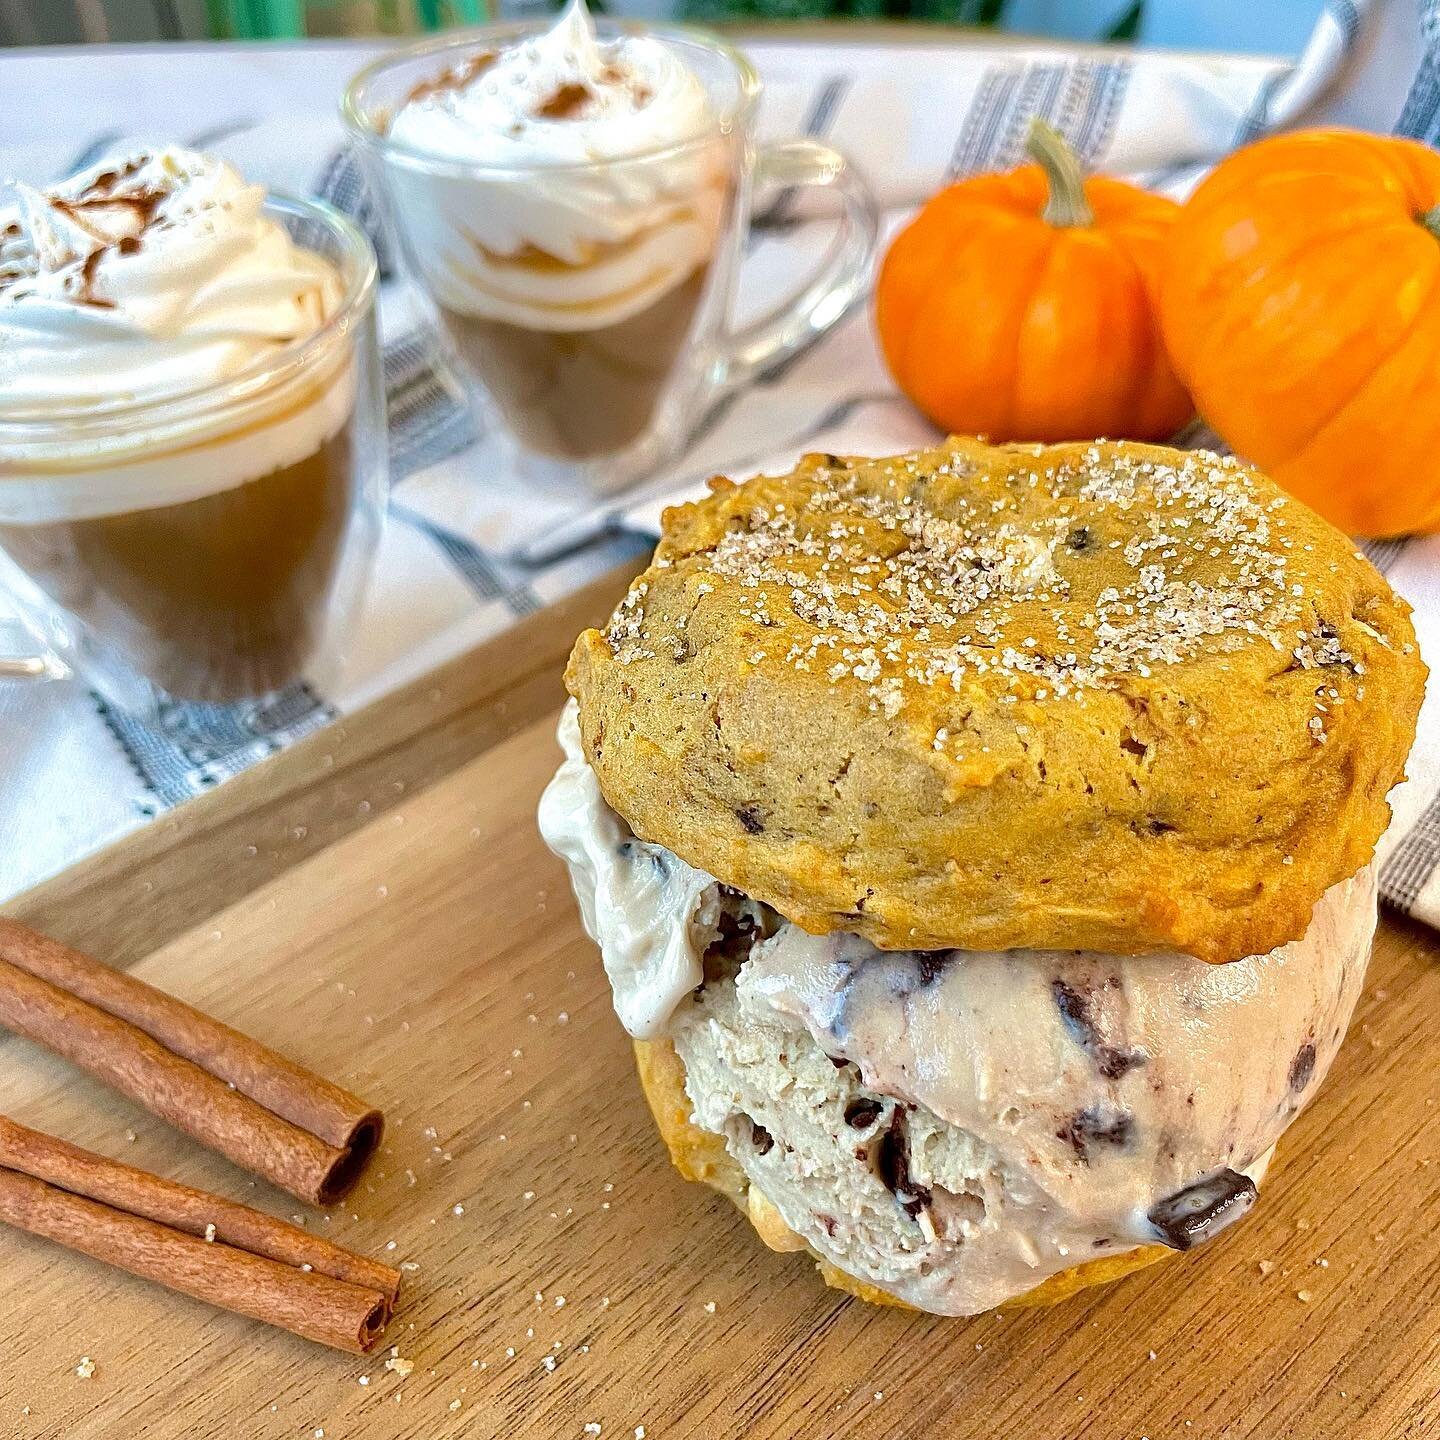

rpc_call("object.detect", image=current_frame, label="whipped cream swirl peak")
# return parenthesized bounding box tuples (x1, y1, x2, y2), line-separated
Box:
(0, 147, 344, 411)
(389, 0, 715, 167)
(381, 0, 726, 331)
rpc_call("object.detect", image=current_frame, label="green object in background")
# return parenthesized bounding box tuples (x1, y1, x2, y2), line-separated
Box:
(682, 0, 1014, 21)
(1106, 0, 1143, 40)
(206, 0, 484, 38)
(415, 0, 486, 25)
(208, 0, 305, 35)
(680, 0, 1149, 32)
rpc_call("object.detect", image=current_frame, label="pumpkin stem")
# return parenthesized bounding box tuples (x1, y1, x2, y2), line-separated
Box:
(1422, 205, 1440, 241)
(1027, 119, 1095, 228)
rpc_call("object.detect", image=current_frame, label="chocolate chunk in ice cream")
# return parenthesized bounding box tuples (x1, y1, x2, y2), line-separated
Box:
(706, 907, 762, 971)
(1147, 1169, 1258, 1250)
(1057, 1106, 1134, 1162)
(876, 1110, 932, 1221)
(1052, 979, 1147, 1081)
(915, 952, 950, 986)
(844, 1097, 883, 1130)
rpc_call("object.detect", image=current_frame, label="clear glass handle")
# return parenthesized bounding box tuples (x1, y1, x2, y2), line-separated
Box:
(720, 139, 880, 390)
(0, 618, 66, 681)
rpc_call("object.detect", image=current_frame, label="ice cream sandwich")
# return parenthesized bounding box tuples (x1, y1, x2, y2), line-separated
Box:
(540, 438, 1424, 1314)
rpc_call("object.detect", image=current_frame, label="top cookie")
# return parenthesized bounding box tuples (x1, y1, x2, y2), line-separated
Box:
(566, 439, 1425, 963)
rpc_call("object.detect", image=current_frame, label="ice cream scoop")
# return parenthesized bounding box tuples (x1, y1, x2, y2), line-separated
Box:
(672, 867, 1371, 1314)
(542, 698, 1377, 1313)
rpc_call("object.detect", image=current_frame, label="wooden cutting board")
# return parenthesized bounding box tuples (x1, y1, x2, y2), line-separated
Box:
(3, 567, 1438, 1440)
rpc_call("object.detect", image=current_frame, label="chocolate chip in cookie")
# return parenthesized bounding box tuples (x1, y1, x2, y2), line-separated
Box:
(1289, 1040, 1317, 1093)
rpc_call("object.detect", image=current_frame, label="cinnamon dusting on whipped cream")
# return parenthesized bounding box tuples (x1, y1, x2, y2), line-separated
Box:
(536, 81, 594, 121)
(387, 0, 714, 167)
(2, 155, 176, 302)
(1, 147, 344, 404)
(379, 0, 723, 331)
(400, 50, 497, 111)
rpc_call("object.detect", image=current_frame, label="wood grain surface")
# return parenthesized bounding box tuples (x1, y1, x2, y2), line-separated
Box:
(2, 569, 1437, 1440)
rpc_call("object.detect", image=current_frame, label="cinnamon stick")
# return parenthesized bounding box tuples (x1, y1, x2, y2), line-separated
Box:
(0, 922, 382, 1205)
(0, 1116, 400, 1302)
(0, 1167, 392, 1354)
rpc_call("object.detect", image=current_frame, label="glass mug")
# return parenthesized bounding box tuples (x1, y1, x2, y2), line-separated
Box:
(0, 196, 386, 734)
(342, 21, 880, 497)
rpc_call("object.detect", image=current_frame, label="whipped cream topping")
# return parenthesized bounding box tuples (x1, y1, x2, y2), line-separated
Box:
(382, 0, 725, 330)
(541, 708, 1379, 1313)
(1, 148, 343, 409)
(538, 702, 724, 1037)
(0, 148, 355, 522)
(390, 0, 714, 168)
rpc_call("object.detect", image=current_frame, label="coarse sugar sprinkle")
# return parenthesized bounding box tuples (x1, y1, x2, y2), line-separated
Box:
(604, 444, 1362, 739)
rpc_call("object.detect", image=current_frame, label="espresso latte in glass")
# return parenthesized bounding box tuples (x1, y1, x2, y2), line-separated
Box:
(355, 0, 732, 481)
(345, 3, 879, 496)
(0, 399, 355, 704)
(434, 265, 714, 460)
(0, 149, 385, 721)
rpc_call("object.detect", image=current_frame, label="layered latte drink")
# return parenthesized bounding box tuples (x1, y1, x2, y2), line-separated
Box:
(0, 149, 375, 709)
(380, 0, 728, 462)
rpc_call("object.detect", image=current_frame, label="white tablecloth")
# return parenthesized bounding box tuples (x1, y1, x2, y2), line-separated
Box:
(4, 1, 1440, 922)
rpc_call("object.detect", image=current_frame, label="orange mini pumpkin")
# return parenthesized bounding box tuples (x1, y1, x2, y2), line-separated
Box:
(1160, 128, 1440, 537)
(875, 122, 1192, 444)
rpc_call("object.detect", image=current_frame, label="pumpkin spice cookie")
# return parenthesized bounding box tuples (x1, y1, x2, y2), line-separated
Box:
(539, 437, 1424, 1316)
(567, 438, 1423, 963)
